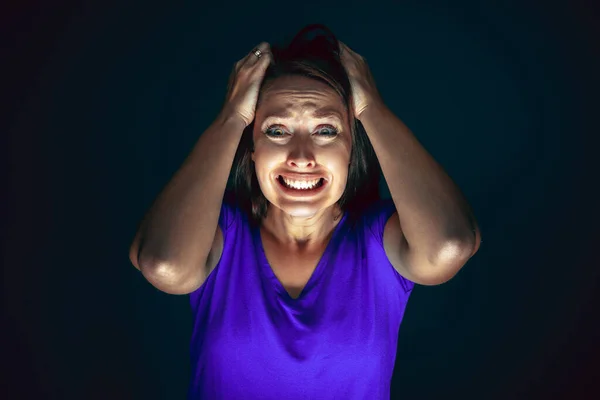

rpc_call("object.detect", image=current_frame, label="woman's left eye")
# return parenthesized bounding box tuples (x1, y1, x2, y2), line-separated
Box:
(264, 124, 339, 137)
(316, 125, 339, 136)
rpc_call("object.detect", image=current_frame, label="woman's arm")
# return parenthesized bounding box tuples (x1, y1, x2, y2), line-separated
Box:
(129, 110, 246, 294)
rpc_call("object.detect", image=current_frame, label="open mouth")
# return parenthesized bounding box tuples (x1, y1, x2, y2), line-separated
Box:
(276, 175, 327, 194)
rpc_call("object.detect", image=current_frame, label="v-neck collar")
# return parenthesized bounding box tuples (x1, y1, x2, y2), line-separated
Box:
(252, 211, 348, 302)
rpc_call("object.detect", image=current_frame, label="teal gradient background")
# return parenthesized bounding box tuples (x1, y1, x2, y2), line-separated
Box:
(4, 0, 598, 399)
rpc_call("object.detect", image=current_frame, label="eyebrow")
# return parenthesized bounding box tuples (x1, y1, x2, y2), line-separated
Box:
(265, 106, 344, 120)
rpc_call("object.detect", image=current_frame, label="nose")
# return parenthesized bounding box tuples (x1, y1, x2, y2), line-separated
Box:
(286, 150, 316, 168)
(287, 156, 315, 169)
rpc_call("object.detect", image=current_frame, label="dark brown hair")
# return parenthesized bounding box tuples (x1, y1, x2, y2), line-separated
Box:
(226, 24, 382, 228)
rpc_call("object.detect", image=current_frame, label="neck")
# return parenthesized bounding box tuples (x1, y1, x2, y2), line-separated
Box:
(261, 205, 343, 252)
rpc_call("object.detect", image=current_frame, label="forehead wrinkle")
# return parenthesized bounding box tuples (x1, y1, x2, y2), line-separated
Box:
(264, 104, 344, 121)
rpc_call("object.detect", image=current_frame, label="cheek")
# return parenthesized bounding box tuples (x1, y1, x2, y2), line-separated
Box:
(326, 145, 352, 169)
(252, 149, 280, 178)
(253, 142, 350, 177)
(322, 153, 351, 186)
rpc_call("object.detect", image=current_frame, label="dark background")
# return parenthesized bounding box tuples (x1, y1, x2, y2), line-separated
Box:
(4, 0, 599, 399)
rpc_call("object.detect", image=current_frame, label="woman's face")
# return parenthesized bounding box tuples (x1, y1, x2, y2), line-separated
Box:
(252, 75, 352, 219)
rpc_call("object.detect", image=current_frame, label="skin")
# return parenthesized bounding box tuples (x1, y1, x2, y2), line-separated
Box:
(251, 75, 352, 253)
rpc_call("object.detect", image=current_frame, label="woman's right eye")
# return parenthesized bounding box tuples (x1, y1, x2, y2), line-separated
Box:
(264, 124, 286, 137)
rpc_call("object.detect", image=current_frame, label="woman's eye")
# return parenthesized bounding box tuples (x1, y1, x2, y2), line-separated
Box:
(264, 125, 286, 137)
(317, 125, 339, 137)
(264, 124, 339, 138)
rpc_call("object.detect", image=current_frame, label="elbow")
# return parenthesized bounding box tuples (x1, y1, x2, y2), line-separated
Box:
(129, 244, 142, 271)
(138, 256, 203, 295)
(433, 239, 474, 266)
(128, 232, 202, 294)
(421, 238, 476, 286)
(140, 260, 203, 295)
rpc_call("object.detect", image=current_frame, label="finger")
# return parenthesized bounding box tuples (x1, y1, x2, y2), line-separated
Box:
(234, 42, 270, 71)
(246, 41, 271, 66)
(338, 41, 352, 59)
(340, 41, 359, 57)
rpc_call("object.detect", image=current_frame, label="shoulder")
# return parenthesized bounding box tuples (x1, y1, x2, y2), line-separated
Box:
(353, 199, 417, 291)
(220, 190, 246, 231)
(359, 198, 437, 286)
(361, 197, 397, 241)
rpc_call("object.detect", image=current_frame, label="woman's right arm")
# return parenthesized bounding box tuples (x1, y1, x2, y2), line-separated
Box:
(129, 42, 271, 295)
(129, 111, 246, 295)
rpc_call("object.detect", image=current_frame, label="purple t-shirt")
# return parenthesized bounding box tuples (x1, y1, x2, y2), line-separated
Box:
(188, 192, 415, 399)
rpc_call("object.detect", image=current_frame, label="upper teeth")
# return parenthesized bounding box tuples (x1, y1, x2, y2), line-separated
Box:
(281, 176, 321, 189)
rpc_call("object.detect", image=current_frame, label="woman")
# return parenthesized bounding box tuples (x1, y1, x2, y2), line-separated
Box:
(129, 24, 481, 400)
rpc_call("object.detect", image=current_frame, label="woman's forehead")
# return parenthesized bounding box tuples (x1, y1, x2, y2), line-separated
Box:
(260, 104, 344, 122)
(262, 75, 335, 94)
(258, 76, 347, 120)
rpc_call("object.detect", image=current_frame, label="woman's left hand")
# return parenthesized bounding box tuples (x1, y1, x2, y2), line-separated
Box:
(338, 40, 384, 120)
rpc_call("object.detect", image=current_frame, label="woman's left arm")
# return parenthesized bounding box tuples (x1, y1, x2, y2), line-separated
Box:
(339, 41, 480, 278)
(360, 102, 480, 258)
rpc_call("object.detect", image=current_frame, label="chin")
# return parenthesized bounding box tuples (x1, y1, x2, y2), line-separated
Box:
(265, 192, 344, 220)
(283, 207, 321, 219)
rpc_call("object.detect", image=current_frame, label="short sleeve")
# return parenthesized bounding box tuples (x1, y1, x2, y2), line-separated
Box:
(363, 197, 415, 293)
(364, 197, 397, 247)
(219, 190, 240, 233)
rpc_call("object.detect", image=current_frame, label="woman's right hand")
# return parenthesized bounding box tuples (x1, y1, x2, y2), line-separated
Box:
(222, 42, 273, 128)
